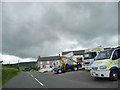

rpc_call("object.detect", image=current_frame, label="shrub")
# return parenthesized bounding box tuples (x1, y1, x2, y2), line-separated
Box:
(44, 71, 48, 73)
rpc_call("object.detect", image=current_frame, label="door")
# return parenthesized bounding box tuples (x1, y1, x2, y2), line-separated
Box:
(112, 49, 120, 68)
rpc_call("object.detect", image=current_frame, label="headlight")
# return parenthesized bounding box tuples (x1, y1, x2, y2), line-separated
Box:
(99, 65, 107, 69)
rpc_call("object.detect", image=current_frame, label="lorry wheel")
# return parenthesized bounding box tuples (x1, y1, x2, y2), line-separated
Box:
(110, 70, 118, 81)
(57, 69, 62, 74)
(74, 67, 78, 71)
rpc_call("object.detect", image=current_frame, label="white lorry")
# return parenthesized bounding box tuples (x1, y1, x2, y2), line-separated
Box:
(83, 47, 104, 70)
(90, 47, 120, 81)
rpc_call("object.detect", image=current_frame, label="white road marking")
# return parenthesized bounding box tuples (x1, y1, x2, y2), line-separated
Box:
(27, 72, 31, 75)
(35, 78, 44, 86)
(31, 75, 34, 77)
(27, 72, 45, 87)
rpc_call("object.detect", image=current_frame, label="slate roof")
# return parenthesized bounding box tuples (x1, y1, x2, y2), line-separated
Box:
(37, 55, 61, 62)
(62, 50, 85, 55)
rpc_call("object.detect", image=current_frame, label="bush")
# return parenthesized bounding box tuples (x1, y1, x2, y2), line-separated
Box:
(44, 71, 48, 73)
(24, 67, 30, 71)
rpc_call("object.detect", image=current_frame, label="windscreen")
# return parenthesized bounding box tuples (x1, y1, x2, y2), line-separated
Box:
(83, 52, 97, 59)
(95, 50, 113, 60)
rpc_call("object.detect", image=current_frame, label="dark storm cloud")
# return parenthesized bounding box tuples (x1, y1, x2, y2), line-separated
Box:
(2, 2, 118, 58)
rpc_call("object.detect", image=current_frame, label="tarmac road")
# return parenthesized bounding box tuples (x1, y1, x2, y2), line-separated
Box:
(2, 70, 119, 89)
(2, 71, 94, 88)
(52, 70, 119, 88)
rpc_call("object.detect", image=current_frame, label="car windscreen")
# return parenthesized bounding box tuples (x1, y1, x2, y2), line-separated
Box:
(95, 50, 113, 60)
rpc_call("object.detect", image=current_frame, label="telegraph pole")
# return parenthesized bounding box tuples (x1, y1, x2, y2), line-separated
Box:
(18, 60, 19, 67)
(17, 59, 20, 70)
(9, 61, 10, 66)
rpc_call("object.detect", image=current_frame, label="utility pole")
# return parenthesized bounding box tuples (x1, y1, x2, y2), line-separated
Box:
(18, 60, 19, 67)
(9, 61, 10, 66)
(17, 60, 20, 70)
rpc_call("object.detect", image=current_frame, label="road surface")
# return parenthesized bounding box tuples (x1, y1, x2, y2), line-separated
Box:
(53, 70, 119, 88)
(2, 71, 119, 89)
(2, 71, 94, 88)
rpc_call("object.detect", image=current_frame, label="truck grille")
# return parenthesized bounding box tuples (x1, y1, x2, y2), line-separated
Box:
(92, 67, 98, 70)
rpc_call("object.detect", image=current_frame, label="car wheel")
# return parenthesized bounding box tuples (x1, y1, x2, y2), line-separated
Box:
(110, 70, 118, 81)
(57, 69, 62, 74)
(74, 67, 78, 71)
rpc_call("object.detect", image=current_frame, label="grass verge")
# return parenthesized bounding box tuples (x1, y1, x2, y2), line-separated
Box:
(2, 66, 20, 84)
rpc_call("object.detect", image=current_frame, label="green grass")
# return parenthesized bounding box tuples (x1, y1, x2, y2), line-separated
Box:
(1, 65, 36, 84)
(0, 65, 2, 86)
(2, 66, 20, 84)
(43, 71, 48, 73)
(19, 66, 27, 71)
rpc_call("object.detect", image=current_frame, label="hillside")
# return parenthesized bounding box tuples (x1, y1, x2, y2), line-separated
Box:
(9, 61, 37, 67)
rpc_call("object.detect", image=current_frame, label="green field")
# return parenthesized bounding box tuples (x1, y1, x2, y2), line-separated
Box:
(2, 65, 36, 84)
(0, 64, 2, 86)
(2, 66, 20, 84)
(11, 61, 36, 67)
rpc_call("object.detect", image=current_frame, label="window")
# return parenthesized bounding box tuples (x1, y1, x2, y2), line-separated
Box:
(47, 61, 49, 64)
(112, 49, 120, 60)
(95, 50, 113, 60)
(40, 62, 43, 64)
(118, 49, 120, 58)
(92, 52, 97, 58)
(40, 65, 43, 69)
(83, 52, 97, 59)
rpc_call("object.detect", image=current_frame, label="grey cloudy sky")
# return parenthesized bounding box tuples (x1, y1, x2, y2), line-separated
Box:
(2, 2, 118, 62)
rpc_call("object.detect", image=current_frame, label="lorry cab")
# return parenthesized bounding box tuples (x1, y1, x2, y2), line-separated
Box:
(91, 47, 120, 81)
(83, 46, 104, 70)
(83, 52, 97, 70)
(52, 56, 82, 74)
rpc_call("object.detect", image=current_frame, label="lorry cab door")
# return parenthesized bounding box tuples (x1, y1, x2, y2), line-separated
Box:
(112, 49, 120, 68)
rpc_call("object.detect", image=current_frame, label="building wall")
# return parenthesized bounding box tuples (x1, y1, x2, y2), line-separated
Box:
(37, 60, 61, 70)
(52, 60, 61, 66)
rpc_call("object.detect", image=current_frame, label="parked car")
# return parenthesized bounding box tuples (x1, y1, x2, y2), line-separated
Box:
(39, 68, 52, 73)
